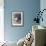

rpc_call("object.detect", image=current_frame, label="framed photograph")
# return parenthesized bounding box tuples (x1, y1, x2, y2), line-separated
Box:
(12, 11, 24, 26)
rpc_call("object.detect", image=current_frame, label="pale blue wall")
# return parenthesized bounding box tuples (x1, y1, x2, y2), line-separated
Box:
(4, 0, 40, 42)
(40, 0, 46, 27)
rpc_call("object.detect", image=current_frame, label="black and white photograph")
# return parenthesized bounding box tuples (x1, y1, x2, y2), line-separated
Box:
(12, 11, 23, 26)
